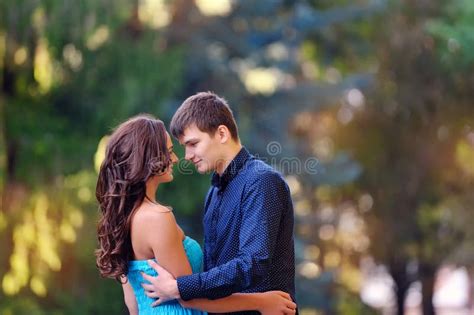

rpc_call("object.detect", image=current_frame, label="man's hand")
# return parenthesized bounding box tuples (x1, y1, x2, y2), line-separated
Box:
(141, 260, 180, 307)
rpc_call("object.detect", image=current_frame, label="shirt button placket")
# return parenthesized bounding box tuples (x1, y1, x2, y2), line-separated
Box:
(210, 190, 223, 266)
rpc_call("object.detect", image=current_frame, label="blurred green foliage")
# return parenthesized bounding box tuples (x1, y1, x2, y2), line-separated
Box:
(1, 0, 473, 314)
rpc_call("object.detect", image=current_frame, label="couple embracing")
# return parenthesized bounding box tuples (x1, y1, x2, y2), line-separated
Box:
(96, 92, 297, 314)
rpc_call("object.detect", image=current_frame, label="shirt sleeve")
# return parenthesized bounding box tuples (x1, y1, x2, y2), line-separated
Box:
(176, 171, 290, 300)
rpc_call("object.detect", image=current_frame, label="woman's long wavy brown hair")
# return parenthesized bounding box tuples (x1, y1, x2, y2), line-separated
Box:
(95, 114, 170, 281)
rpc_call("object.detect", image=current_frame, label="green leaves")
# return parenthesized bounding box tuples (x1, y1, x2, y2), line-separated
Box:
(426, 0, 474, 68)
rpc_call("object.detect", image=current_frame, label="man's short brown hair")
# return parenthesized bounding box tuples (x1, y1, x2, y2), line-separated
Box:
(170, 92, 239, 141)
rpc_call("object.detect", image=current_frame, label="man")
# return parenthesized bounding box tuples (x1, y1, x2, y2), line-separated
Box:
(143, 92, 296, 314)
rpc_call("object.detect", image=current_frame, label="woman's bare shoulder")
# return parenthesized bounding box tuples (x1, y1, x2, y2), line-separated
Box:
(132, 204, 177, 237)
(133, 203, 174, 220)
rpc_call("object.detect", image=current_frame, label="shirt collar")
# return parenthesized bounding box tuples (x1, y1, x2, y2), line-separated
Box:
(211, 147, 250, 189)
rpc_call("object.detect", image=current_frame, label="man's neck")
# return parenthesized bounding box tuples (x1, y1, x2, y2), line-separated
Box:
(216, 144, 242, 176)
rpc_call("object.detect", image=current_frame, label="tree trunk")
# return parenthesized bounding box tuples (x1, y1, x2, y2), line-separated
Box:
(122, 0, 143, 39)
(390, 260, 411, 315)
(467, 266, 474, 313)
(419, 263, 436, 315)
(0, 92, 5, 207)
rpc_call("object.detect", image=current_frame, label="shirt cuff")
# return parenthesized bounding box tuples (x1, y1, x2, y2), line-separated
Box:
(177, 273, 202, 301)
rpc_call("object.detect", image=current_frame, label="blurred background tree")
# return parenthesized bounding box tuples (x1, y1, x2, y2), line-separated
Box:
(0, 0, 199, 313)
(290, 1, 474, 314)
(1, 0, 473, 314)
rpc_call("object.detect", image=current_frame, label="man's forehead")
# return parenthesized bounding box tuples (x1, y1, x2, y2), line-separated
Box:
(179, 125, 202, 144)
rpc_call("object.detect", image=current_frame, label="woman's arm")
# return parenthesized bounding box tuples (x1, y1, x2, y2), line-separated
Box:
(180, 291, 296, 315)
(122, 279, 138, 315)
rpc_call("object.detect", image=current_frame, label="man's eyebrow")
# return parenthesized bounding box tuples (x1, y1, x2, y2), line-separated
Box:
(184, 138, 198, 145)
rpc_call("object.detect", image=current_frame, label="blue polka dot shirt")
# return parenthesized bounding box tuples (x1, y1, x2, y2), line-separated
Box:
(177, 147, 296, 314)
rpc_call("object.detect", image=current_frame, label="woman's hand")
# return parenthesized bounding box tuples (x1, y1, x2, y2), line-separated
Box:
(257, 291, 297, 315)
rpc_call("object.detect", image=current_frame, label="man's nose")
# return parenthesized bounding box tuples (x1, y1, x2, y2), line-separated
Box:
(184, 150, 193, 161)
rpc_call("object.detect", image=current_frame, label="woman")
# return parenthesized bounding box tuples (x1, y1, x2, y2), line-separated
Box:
(95, 115, 296, 314)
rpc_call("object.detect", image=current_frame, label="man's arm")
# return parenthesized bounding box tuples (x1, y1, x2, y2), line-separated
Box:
(180, 290, 296, 314)
(143, 261, 297, 313)
(178, 172, 290, 300)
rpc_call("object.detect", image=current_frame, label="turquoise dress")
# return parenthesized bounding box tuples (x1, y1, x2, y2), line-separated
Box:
(127, 236, 207, 315)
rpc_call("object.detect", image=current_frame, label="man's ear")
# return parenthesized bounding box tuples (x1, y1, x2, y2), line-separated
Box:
(216, 125, 230, 144)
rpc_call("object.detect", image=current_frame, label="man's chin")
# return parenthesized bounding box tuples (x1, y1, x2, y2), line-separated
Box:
(195, 165, 211, 174)
(196, 168, 207, 174)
